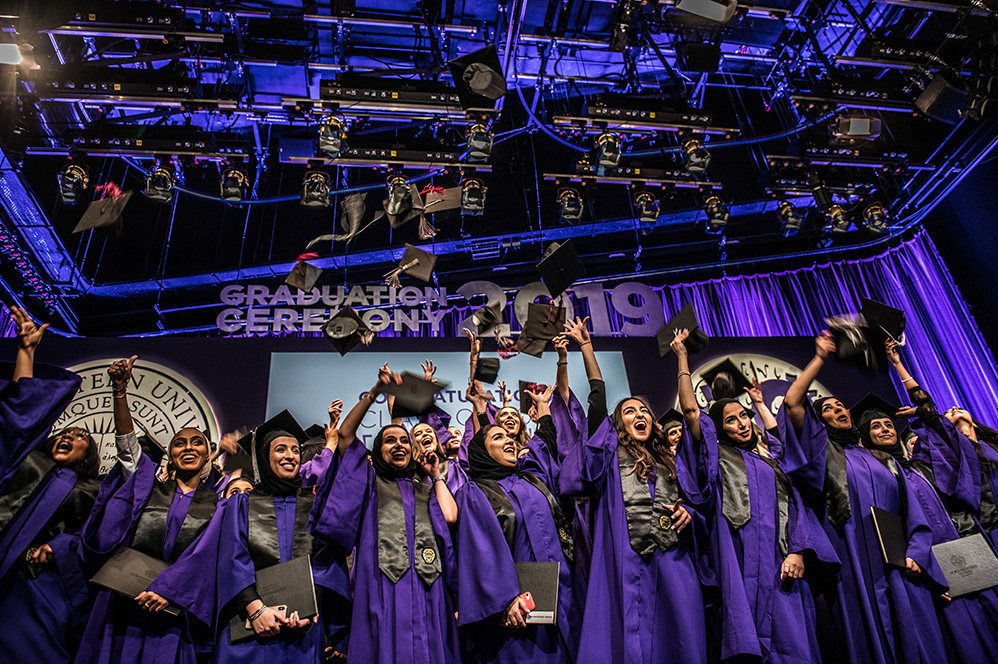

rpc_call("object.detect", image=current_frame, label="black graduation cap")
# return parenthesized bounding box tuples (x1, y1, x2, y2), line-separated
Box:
(825, 314, 878, 379)
(422, 186, 463, 214)
(701, 358, 753, 400)
(862, 298, 906, 344)
(301, 423, 326, 466)
(471, 303, 503, 334)
(850, 392, 900, 427)
(657, 303, 709, 357)
(73, 189, 133, 235)
(384, 244, 437, 288)
(383, 183, 426, 229)
(536, 240, 586, 299)
(232, 410, 308, 482)
(136, 433, 166, 466)
(382, 371, 449, 418)
(473, 357, 501, 384)
(657, 408, 683, 429)
(515, 303, 567, 358)
(519, 380, 548, 413)
(322, 306, 374, 356)
(285, 256, 323, 292)
(447, 45, 507, 110)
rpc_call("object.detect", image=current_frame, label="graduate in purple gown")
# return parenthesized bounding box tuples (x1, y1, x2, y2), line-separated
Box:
(671, 329, 839, 663)
(0, 307, 101, 663)
(308, 366, 460, 664)
(205, 408, 352, 663)
(778, 332, 948, 664)
(557, 317, 708, 664)
(76, 356, 220, 664)
(455, 382, 581, 663)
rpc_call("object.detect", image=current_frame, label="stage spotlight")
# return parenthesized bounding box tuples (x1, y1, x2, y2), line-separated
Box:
(609, 0, 638, 52)
(862, 202, 889, 233)
(57, 160, 89, 204)
(300, 171, 331, 207)
(634, 191, 659, 224)
(704, 195, 728, 233)
(220, 167, 249, 202)
(461, 178, 487, 216)
(386, 174, 412, 217)
(833, 115, 882, 141)
(317, 116, 346, 158)
(776, 201, 803, 237)
(467, 123, 494, 162)
(143, 164, 175, 204)
(825, 205, 850, 233)
(676, 0, 737, 23)
(557, 187, 584, 223)
(683, 139, 711, 173)
(596, 132, 622, 168)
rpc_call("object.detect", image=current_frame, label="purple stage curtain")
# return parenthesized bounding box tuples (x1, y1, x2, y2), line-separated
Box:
(651, 230, 998, 422)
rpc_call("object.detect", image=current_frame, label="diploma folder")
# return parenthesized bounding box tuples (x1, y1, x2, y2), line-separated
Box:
(229, 556, 318, 643)
(870, 506, 908, 568)
(516, 561, 559, 625)
(932, 534, 998, 597)
(90, 547, 180, 616)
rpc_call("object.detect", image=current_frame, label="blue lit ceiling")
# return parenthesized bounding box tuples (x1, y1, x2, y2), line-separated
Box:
(0, 0, 996, 335)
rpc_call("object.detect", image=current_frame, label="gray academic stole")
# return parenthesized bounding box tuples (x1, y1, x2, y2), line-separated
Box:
(375, 477, 440, 587)
(475, 474, 575, 564)
(717, 445, 790, 556)
(132, 480, 217, 562)
(245, 491, 315, 567)
(617, 446, 678, 558)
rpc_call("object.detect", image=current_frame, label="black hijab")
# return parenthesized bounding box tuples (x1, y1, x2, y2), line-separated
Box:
(369, 424, 419, 480)
(813, 396, 862, 448)
(468, 424, 517, 481)
(254, 428, 303, 496)
(708, 398, 757, 451)
(857, 408, 910, 468)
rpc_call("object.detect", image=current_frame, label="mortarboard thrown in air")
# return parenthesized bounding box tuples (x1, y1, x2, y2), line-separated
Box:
(473, 356, 501, 384)
(383, 371, 449, 418)
(322, 306, 375, 356)
(285, 252, 323, 292)
(73, 184, 133, 237)
(657, 303, 709, 357)
(384, 244, 437, 289)
(518, 380, 548, 414)
(536, 240, 586, 300)
(448, 45, 508, 110)
(700, 357, 753, 401)
(515, 302, 566, 358)
(825, 313, 878, 379)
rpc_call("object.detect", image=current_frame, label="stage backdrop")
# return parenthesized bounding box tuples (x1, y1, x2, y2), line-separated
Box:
(2, 335, 895, 471)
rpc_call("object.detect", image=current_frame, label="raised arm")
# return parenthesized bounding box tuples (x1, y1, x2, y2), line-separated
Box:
(672, 329, 701, 440)
(745, 376, 777, 431)
(338, 366, 399, 456)
(784, 332, 836, 435)
(419, 449, 458, 524)
(553, 335, 570, 403)
(10, 307, 49, 382)
(564, 316, 602, 382)
(108, 356, 138, 436)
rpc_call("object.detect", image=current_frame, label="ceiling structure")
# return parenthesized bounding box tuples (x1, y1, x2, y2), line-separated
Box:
(0, 0, 996, 336)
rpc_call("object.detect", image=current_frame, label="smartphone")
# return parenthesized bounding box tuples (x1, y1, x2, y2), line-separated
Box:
(245, 604, 288, 630)
(517, 592, 535, 614)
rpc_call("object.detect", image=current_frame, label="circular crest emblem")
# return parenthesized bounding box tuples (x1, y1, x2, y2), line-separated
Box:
(53, 359, 220, 474)
(659, 514, 672, 530)
(951, 554, 967, 569)
(421, 547, 437, 565)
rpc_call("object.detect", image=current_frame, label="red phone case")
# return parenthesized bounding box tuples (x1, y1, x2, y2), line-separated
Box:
(518, 592, 535, 613)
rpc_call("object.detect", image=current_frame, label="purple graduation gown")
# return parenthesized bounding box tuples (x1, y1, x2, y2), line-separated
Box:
(308, 437, 460, 664)
(560, 417, 709, 664)
(0, 362, 96, 663)
(454, 429, 581, 663)
(689, 417, 839, 663)
(778, 403, 949, 664)
(75, 454, 216, 664)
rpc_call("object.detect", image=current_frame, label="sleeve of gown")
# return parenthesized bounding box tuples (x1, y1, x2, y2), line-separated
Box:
(0, 362, 81, 481)
(787, 484, 839, 567)
(550, 389, 587, 497)
(460, 404, 497, 470)
(115, 431, 141, 479)
(428, 489, 458, 593)
(300, 447, 337, 489)
(454, 483, 521, 625)
(763, 428, 785, 463)
(518, 416, 560, 494)
(48, 532, 92, 610)
(674, 415, 717, 510)
(776, 401, 828, 501)
(147, 502, 231, 625)
(308, 436, 374, 553)
(900, 469, 948, 591)
(912, 416, 982, 512)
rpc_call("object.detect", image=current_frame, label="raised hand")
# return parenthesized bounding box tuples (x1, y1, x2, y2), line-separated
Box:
(497, 380, 512, 407)
(11, 306, 49, 351)
(419, 451, 442, 479)
(553, 334, 569, 358)
(217, 431, 240, 456)
(745, 376, 764, 404)
(325, 399, 344, 447)
(895, 406, 918, 420)
(375, 363, 401, 392)
(107, 355, 139, 391)
(670, 328, 690, 357)
(421, 360, 437, 383)
(526, 383, 555, 405)
(464, 327, 481, 356)
(328, 399, 344, 427)
(563, 316, 591, 346)
(885, 339, 901, 365)
(816, 331, 836, 359)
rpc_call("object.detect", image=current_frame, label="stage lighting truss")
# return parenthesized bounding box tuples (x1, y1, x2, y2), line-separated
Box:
(596, 132, 623, 168)
(386, 174, 412, 216)
(862, 202, 890, 233)
(703, 195, 729, 233)
(57, 162, 89, 204)
(683, 139, 711, 173)
(466, 123, 493, 162)
(220, 167, 249, 202)
(552, 113, 737, 137)
(557, 187, 585, 223)
(776, 201, 803, 238)
(675, 0, 737, 23)
(832, 115, 883, 143)
(461, 178, 487, 216)
(143, 166, 175, 203)
(317, 116, 346, 158)
(301, 171, 331, 207)
(634, 191, 659, 224)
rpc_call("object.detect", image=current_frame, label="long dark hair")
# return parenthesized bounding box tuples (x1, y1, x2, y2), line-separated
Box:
(970, 417, 998, 470)
(496, 406, 531, 453)
(611, 396, 676, 483)
(46, 428, 100, 480)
